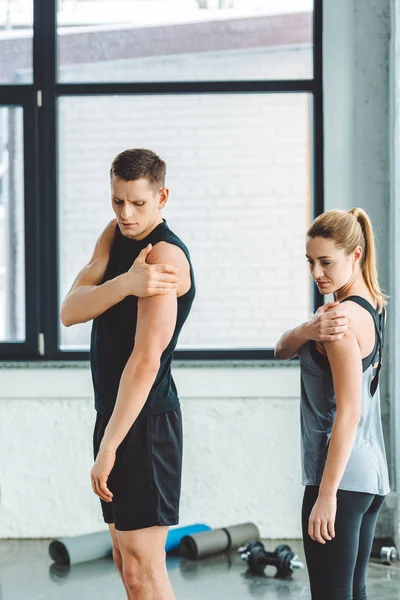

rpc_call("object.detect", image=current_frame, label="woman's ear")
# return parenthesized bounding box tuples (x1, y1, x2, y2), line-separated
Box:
(353, 245, 363, 265)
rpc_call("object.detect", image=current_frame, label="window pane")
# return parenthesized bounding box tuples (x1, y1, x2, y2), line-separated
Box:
(58, 93, 311, 351)
(58, 0, 313, 83)
(0, 106, 25, 342)
(0, 0, 33, 84)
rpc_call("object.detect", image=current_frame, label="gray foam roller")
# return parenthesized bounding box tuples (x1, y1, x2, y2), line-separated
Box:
(49, 531, 113, 565)
(179, 529, 229, 559)
(223, 522, 260, 548)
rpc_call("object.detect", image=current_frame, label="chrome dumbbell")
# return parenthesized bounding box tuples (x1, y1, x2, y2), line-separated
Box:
(370, 546, 398, 565)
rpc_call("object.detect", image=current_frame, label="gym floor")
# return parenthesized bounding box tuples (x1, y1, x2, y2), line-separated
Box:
(0, 539, 399, 600)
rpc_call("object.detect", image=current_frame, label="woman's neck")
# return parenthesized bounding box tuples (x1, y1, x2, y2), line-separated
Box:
(334, 278, 376, 307)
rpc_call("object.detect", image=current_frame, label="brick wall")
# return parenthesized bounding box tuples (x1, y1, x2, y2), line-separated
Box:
(0, 44, 312, 349)
(58, 46, 311, 349)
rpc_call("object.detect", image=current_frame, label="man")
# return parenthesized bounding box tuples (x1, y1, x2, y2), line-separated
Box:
(60, 148, 195, 600)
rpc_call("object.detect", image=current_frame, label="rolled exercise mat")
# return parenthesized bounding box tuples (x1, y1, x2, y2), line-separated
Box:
(179, 522, 260, 560)
(50, 524, 212, 565)
(165, 524, 211, 552)
(180, 529, 230, 559)
(222, 523, 260, 549)
(49, 531, 113, 565)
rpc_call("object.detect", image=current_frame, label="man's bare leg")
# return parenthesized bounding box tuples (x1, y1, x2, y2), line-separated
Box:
(117, 525, 175, 600)
(109, 524, 130, 599)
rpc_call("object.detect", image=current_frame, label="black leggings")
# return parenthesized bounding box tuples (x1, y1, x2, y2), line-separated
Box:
(302, 486, 385, 600)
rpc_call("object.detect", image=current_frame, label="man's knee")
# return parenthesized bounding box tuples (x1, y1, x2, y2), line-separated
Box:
(122, 555, 165, 593)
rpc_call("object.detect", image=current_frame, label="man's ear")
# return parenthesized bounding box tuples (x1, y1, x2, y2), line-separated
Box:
(158, 187, 169, 208)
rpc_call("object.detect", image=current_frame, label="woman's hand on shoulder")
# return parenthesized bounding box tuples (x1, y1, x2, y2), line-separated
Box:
(306, 301, 349, 343)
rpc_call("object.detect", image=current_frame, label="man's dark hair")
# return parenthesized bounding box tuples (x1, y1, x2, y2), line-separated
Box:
(110, 148, 166, 187)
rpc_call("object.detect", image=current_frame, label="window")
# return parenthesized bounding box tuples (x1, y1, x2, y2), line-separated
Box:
(57, 0, 314, 83)
(0, 106, 25, 342)
(0, 0, 323, 360)
(0, 0, 34, 84)
(58, 93, 312, 351)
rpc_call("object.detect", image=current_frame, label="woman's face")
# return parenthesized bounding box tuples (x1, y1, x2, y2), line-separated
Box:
(305, 236, 362, 295)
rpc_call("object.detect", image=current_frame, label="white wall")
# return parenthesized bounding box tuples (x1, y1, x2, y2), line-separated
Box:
(0, 0, 395, 542)
(324, 0, 393, 537)
(0, 363, 302, 539)
(390, 0, 400, 550)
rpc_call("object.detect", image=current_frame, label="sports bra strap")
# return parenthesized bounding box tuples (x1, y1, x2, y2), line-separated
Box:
(339, 296, 385, 396)
(339, 295, 379, 327)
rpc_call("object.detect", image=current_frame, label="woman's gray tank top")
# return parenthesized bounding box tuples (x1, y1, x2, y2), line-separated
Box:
(298, 295, 389, 496)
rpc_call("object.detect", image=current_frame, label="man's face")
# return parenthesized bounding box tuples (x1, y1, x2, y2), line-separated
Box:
(111, 176, 168, 240)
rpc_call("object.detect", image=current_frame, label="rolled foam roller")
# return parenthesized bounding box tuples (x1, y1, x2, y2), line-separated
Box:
(179, 529, 230, 559)
(165, 524, 211, 552)
(223, 522, 260, 549)
(49, 531, 113, 565)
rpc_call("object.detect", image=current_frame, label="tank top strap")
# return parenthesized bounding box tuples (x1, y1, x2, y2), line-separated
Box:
(339, 295, 384, 396)
(339, 294, 379, 327)
(379, 306, 386, 351)
(339, 295, 383, 346)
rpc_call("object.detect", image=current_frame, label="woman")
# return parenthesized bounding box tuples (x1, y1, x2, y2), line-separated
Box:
(275, 208, 389, 600)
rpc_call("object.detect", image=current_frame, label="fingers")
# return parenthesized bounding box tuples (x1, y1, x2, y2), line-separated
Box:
(328, 519, 335, 539)
(146, 287, 178, 297)
(309, 518, 335, 544)
(146, 270, 179, 295)
(143, 243, 153, 260)
(91, 475, 97, 497)
(136, 244, 153, 263)
(156, 263, 179, 276)
(98, 478, 113, 503)
(308, 520, 318, 543)
(323, 312, 348, 323)
(320, 334, 345, 342)
(309, 520, 326, 544)
(319, 322, 349, 342)
(324, 324, 348, 333)
(321, 521, 332, 542)
(316, 304, 343, 316)
(318, 311, 349, 342)
(320, 301, 339, 312)
(91, 475, 113, 503)
(153, 271, 179, 284)
(331, 314, 349, 324)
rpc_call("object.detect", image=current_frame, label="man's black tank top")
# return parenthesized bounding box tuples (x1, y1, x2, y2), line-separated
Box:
(90, 219, 196, 418)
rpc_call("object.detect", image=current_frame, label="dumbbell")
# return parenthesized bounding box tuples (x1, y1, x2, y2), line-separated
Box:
(370, 546, 398, 565)
(239, 541, 304, 578)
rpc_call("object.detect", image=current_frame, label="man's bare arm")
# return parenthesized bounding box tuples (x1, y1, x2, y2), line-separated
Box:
(98, 244, 189, 453)
(60, 221, 179, 327)
(274, 302, 349, 360)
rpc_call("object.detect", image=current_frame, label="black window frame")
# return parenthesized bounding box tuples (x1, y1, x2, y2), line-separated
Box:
(0, 0, 323, 361)
(0, 87, 40, 358)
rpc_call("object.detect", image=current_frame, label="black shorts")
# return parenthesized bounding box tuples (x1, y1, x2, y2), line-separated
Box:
(93, 407, 183, 531)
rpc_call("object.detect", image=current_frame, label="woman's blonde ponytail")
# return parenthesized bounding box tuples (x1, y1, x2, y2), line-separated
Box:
(348, 207, 387, 311)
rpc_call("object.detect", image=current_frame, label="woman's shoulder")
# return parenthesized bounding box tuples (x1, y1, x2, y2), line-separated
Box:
(331, 298, 376, 339)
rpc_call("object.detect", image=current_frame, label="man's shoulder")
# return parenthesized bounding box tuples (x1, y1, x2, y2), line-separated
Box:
(147, 241, 188, 268)
(99, 218, 118, 245)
